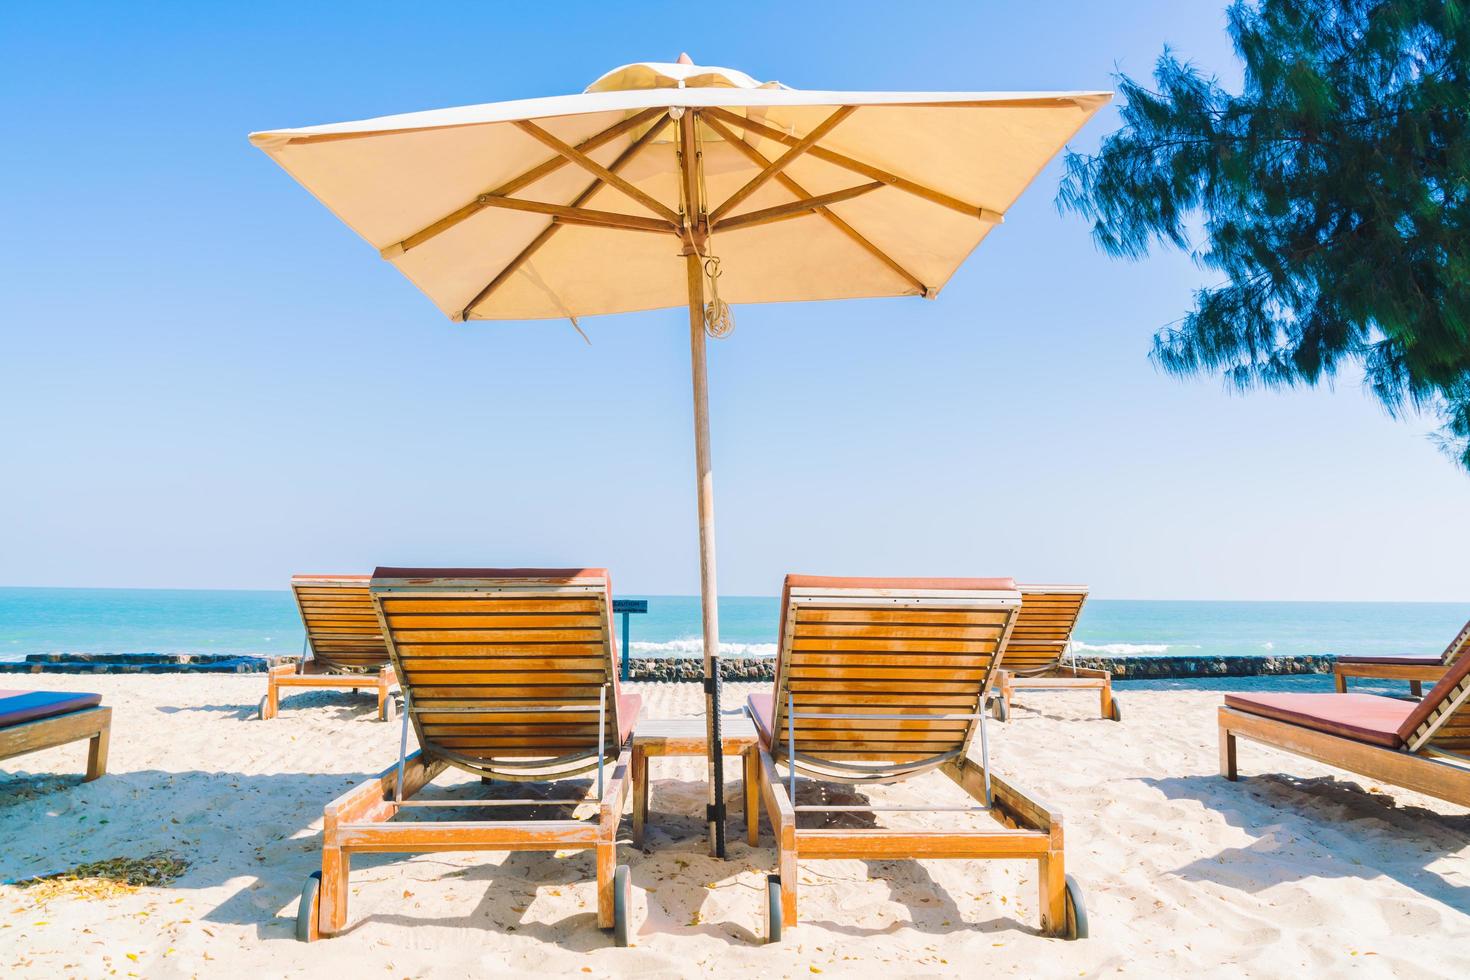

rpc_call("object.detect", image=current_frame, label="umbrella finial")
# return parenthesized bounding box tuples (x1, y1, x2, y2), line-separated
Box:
(676, 52, 694, 65)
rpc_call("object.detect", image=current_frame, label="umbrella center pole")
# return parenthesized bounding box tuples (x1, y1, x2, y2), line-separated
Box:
(679, 108, 726, 858)
(687, 250, 726, 859)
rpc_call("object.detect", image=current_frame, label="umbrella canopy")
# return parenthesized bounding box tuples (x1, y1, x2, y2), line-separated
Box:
(250, 59, 1108, 321)
(250, 57, 1109, 857)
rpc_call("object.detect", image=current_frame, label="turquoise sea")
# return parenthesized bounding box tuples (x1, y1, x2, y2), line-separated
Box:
(0, 587, 1464, 662)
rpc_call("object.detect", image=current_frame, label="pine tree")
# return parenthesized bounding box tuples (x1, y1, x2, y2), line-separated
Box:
(1059, 0, 1470, 468)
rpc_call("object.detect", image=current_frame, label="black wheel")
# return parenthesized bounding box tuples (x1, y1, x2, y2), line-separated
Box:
(1063, 874, 1088, 940)
(380, 696, 396, 722)
(257, 695, 269, 721)
(1108, 698, 1122, 722)
(296, 871, 322, 943)
(764, 874, 783, 943)
(613, 864, 632, 947)
(993, 697, 1010, 722)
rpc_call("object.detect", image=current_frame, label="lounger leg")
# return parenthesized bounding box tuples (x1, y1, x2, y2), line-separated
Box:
(744, 748, 760, 846)
(778, 832, 797, 925)
(756, 748, 798, 926)
(596, 841, 616, 929)
(1099, 676, 1113, 719)
(1334, 669, 1347, 693)
(320, 845, 350, 935)
(1219, 725, 1238, 780)
(631, 744, 648, 848)
(1038, 850, 1066, 936)
(376, 669, 391, 720)
(85, 724, 110, 781)
(264, 673, 279, 720)
(1410, 679, 1424, 698)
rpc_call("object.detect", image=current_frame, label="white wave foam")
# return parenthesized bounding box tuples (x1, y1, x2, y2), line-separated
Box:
(1072, 641, 1181, 655)
(631, 639, 777, 658)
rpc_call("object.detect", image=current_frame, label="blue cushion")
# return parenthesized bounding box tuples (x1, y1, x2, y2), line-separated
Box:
(0, 690, 103, 729)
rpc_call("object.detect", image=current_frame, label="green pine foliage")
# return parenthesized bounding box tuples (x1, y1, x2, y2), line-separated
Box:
(1059, 0, 1470, 468)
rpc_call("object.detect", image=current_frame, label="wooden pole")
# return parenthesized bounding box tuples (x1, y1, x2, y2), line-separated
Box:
(680, 109, 725, 858)
(687, 252, 726, 857)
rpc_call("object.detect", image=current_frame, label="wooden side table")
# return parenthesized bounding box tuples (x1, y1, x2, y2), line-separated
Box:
(631, 716, 760, 847)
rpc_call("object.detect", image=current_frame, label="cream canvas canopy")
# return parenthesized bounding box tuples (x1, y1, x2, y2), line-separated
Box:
(250, 56, 1109, 856)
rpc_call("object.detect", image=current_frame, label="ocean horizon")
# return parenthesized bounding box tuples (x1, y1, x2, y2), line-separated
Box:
(0, 585, 1463, 662)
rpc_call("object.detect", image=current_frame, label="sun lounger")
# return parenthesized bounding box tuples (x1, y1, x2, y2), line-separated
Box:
(259, 575, 397, 721)
(0, 689, 111, 781)
(295, 567, 642, 946)
(1333, 617, 1470, 697)
(745, 575, 1086, 942)
(989, 585, 1116, 722)
(1220, 652, 1470, 807)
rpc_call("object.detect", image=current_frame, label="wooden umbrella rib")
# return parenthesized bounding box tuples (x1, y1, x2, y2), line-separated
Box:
(513, 119, 681, 225)
(459, 117, 673, 320)
(702, 113, 929, 295)
(814, 204, 931, 296)
(384, 106, 665, 258)
(703, 106, 1003, 223)
(496, 108, 665, 197)
(475, 195, 675, 232)
(713, 181, 884, 232)
(707, 106, 856, 224)
(550, 213, 672, 232)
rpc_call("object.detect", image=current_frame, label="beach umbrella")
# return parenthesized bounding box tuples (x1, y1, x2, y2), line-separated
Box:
(250, 56, 1109, 856)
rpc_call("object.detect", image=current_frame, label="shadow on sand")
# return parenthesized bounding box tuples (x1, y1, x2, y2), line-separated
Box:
(3, 757, 1053, 947)
(1142, 771, 1470, 913)
(155, 688, 389, 722)
(640, 774, 1044, 940)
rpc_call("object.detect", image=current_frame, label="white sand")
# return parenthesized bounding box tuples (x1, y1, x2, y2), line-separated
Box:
(2, 673, 1467, 978)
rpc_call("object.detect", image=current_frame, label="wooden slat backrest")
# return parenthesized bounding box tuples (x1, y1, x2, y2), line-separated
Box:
(771, 581, 1021, 768)
(1002, 586, 1089, 675)
(1440, 617, 1470, 666)
(370, 568, 620, 778)
(1403, 650, 1470, 755)
(291, 575, 390, 671)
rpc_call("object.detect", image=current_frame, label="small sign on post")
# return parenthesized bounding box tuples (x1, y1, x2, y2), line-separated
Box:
(613, 599, 648, 682)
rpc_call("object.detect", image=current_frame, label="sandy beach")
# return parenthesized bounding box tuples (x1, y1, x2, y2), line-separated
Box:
(2, 673, 1467, 978)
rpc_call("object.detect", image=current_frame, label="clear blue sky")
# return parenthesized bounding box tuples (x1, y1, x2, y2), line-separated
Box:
(3, 2, 1467, 600)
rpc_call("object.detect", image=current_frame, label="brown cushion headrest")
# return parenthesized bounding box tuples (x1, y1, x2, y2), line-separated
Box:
(783, 574, 1017, 592)
(372, 567, 609, 581)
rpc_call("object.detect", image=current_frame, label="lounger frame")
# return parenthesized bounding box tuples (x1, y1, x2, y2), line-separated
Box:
(1332, 662, 1449, 698)
(301, 570, 635, 941)
(1332, 619, 1469, 697)
(753, 581, 1073, 936)
(1218, 705, 1470, 807)
(991, 586, 1114, 721)
(751, 748, 1070, 933)
(262, 575, 397, 721)
(0, 706, 111, 782)
(308, 745, 632, 940)
(262, 662, 397, 721)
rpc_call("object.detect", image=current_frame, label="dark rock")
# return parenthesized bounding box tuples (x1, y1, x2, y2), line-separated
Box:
(623, 653, 1339, 683)
(0, 651, 1339, 681)
(0, 653, 298, 674)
